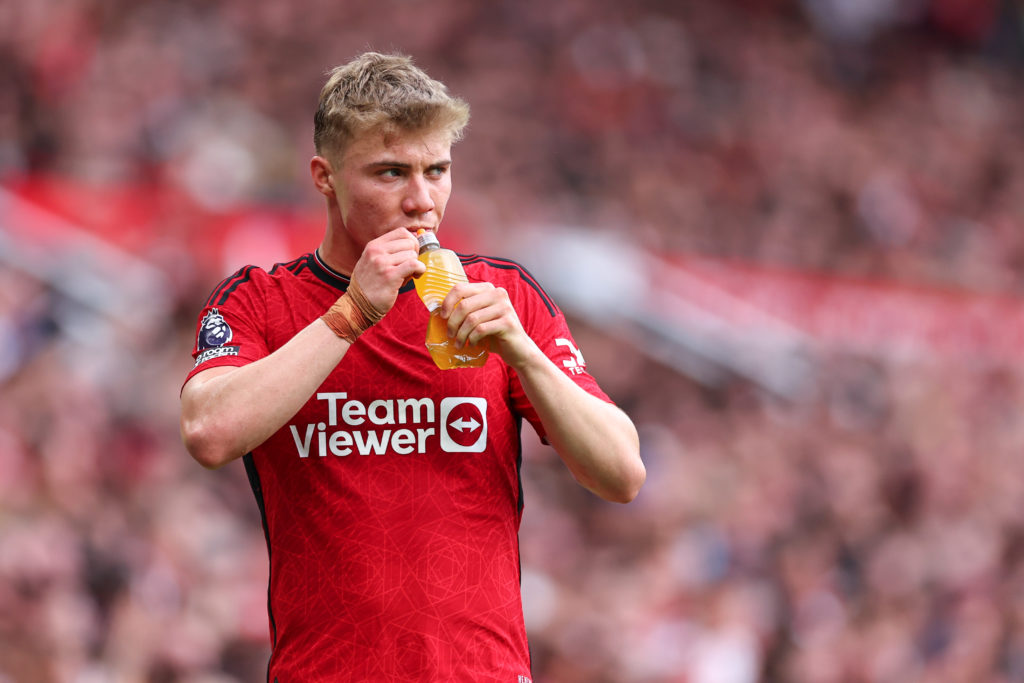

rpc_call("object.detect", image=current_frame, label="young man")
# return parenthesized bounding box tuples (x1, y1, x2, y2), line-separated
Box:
(180, 52, 644, 681)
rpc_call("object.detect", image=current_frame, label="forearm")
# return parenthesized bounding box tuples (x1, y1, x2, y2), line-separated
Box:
(181, 319, 350, 468)
(433, 279, 644, 500)
(512, 344, 645, 503)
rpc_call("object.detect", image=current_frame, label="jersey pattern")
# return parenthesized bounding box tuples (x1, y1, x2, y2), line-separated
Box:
(185, 251, 610, 682)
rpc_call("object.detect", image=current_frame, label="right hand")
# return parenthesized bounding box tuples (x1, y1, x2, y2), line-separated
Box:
(349, 228, 426, 313)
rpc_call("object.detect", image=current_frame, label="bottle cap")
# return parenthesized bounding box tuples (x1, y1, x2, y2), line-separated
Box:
(416, 229, 440, 251)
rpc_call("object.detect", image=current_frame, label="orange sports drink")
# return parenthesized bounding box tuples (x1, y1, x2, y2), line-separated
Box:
(414, 230, 489, 369)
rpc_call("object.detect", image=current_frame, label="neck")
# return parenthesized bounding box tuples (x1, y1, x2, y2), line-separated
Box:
(317, 206, 359, 276)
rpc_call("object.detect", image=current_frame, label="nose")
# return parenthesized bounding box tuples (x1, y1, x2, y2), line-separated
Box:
(402, 176, 435, 216)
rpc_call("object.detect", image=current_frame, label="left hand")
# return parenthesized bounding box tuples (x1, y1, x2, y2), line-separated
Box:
(439, 282, 537, 368)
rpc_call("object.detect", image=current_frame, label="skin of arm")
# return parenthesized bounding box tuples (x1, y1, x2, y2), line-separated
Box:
(180, 324, 351, 469)
(180, 228, 424, 469)
(440, 281, 645, 503)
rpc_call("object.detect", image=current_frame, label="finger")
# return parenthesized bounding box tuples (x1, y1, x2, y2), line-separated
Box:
(448, 292, 517, 345)
(352, 245, 424, 307)
(361, 233, 423, 273)
(405, 259, 427, 283)
(441, 288, 490, 331)
(376, 230, 421, 255)
(397, 258, 427, 287)
(452, 306, 506, 348)
(440, 282, 493, 319)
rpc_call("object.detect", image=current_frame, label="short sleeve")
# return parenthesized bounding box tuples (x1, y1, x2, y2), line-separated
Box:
(183, 266, 270, 387)
(503, 270, 612, 443)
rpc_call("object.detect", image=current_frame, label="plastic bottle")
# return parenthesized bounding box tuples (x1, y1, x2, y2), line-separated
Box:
(414, 230, 489, 369)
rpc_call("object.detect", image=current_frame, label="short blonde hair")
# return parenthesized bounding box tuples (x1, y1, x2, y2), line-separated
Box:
(314, 52, 470, 160)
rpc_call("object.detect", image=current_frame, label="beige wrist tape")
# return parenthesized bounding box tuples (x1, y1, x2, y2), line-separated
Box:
(320, 280, 386, 343)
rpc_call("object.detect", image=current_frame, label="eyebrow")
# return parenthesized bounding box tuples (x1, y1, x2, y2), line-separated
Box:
(366, 159, 452, 170)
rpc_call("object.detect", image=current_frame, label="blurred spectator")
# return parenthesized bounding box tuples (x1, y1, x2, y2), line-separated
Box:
(2, 0, 1024, 680)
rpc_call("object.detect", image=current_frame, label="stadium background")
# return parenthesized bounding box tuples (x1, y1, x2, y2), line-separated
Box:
(2, 0, 1024, 680)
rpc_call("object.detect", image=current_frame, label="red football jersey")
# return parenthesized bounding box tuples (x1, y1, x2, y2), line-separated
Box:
(185, 250, 610, 682)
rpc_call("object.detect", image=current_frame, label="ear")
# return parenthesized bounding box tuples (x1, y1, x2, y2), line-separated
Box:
(310, 155, 335, 197)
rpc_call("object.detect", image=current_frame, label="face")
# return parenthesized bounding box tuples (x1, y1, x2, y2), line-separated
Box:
(323, 125, 453, 252)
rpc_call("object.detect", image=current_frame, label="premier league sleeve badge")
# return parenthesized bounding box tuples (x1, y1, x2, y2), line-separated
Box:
(198, 308, 233, 350)
(194, 308, 240, 367)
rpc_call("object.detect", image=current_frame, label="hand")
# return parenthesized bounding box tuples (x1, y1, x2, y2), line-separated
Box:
(349, 228, 426, 313)
(439, 282, 539, 368)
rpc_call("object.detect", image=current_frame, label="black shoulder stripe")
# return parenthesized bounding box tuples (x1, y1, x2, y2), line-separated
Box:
(463, 255, 558, 317)
(204, 265, 254, 307)
(215, 266, 257, 306)
(269, 254, 308, 276)
(204, 265, 257, 307)
(203, 273, 236, 307)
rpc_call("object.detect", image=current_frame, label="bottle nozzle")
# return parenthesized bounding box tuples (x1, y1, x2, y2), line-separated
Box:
(416, 229, 439, 252)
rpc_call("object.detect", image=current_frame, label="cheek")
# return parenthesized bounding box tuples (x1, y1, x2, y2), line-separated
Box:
(433, 182, 452, 213)
(341, 190, 389, 225)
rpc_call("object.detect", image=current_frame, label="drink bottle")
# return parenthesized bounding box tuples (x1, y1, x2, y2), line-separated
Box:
(414, 230, 489, 369)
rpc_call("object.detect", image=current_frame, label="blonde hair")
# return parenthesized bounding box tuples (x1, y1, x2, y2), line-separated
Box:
(314, 52, 470, 160)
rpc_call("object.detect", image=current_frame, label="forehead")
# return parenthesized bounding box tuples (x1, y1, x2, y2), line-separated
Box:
(341, 125, 453, 167)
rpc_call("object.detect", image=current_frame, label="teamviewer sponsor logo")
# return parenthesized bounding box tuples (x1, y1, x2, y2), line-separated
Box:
(440, 397, 487, 453)
(289, 394, 488, 458)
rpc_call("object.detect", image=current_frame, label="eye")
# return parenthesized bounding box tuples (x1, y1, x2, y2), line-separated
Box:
(427, 165, 450, 178)
(379, 168, 402, 178)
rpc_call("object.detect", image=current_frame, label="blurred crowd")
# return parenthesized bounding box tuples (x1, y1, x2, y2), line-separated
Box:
(2, 0, 1024, 681)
